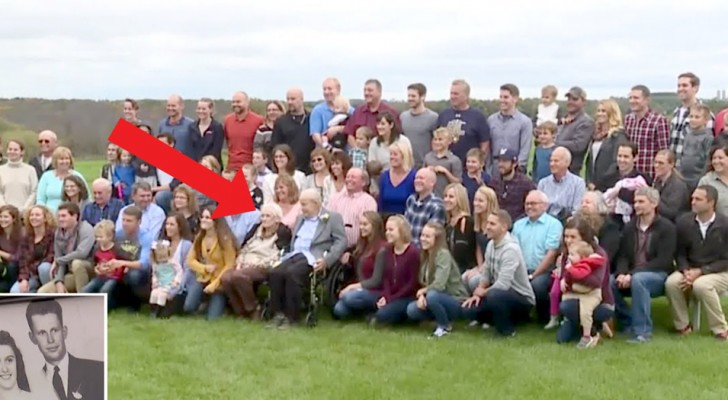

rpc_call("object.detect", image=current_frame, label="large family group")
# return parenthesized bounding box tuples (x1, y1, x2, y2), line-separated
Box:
(1, 72, 728, 349)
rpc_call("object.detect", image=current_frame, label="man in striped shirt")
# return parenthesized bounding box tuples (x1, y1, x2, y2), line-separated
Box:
(624, 85, 670, 178)
(669, 72, 714, 166)
(326, 168, 377, 247)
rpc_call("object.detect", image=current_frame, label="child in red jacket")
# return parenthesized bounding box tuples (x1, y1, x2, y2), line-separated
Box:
(562, 241, 606, 349)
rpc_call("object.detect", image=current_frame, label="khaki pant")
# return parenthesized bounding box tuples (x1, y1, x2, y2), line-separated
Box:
(37, 260, 94, 293)
(563, 288, 602, 334)
(665, 271, 728, 334)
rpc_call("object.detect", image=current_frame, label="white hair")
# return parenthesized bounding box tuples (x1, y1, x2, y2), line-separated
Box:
(553, 146, 572, 165)
(299, 188, 322, 206)
(260, 202, 283, 221)
(92, 178, 112, 190)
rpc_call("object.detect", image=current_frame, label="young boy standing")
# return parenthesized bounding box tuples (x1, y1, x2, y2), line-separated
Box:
(423, 127, 462, 197)
(531, 121, 557, 183)
(349, 126, 371, 169)
(679, 104, 714, 189)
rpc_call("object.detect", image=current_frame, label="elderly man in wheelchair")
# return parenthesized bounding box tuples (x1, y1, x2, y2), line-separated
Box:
(266, 188, 348, 330)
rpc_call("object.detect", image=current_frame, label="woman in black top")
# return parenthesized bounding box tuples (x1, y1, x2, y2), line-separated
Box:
(189, 98, 225, 167)
(442, 184, 476, 273)
(587, 99, 629, 192)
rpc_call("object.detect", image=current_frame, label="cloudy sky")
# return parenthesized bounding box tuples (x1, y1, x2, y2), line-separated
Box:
(2, 0, 728, 101)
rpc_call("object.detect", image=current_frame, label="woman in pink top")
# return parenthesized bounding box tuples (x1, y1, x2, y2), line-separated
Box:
(273, 174, 302, 230)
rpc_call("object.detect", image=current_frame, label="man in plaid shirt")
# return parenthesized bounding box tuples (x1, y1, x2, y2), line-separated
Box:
(624, 85, 669, 178)
(669, 72, 714, 166)
(404, 168, 446, 247)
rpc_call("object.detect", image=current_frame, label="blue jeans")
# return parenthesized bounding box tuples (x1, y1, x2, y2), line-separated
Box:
(184, 280, 227, 319)
(155, 190, 173, 214)
(611, 271, 666, 337)
(556, 299, 615, 343)
(9, 262, 52, 293)
(82, 277, 118, 293)
(374, 298, 414, 324)
(10, 277, 40, 293)
(124, 268, 150, 298)
(333, 289, 379, 319)
(531, 273, 552, 323)
(462, 288, 533, 336)
(406, 291, 462, 328)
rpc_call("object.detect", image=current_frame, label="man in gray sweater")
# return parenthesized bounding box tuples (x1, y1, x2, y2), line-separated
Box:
(39, 202, 95, 293)
(462, 209, 535, 336)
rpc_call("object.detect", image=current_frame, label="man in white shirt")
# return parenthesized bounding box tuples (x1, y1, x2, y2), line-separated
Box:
(30, 130, 58, 178)
(26, 299, 104, 400)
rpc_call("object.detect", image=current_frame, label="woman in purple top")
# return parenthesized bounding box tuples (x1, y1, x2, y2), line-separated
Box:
(371, 215, 421, 325)
(555, 218, 615, 344)
(378, 142, 416, 217)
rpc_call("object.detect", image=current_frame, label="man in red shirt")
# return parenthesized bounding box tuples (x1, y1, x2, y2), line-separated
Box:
(344, 79, 401, 149)
(223, 91, 264, 176)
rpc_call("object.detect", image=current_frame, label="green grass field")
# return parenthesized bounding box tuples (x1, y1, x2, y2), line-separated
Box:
(80, 159, 727, 399)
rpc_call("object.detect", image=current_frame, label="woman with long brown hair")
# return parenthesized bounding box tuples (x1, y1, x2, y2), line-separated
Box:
(184, 206, 236, 319)
(0, 205, 23, 292)
(334, 211, 387, 319)
(462, 186, 499, 292)
(62, 175, 90, 212)
(171, 185, 200, 235)
(406, 222, 468, 338)
(12, 205, 55, 293)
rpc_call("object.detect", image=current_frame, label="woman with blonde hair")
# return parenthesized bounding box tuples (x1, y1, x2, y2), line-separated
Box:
(442, 183, 476, 273)
(36, 146, 88, 212)
(11, 205, 56, 293)
(462, 185, 499, 293)
(587, 99, 629, 192)
(378, 141, 416, 216)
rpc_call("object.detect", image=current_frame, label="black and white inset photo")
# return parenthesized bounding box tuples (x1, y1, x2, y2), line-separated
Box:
(0, 294, 106, 400)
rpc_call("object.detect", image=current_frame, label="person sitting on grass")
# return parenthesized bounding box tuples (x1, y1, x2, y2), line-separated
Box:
(109, 205, 153, 311)
(369, 215, 421, 327)
(38, 202, 94, 294)
(81, 220, 124, 297)
(184, 205, 236, 320)
(266, 189, 347, 330)
(149, 239, 183, 318)
(220, 203, 291, 320)
(461, 210, 535, 338)
(11, 205, 55, 293)
(334, 211, 387, 320)
(62, 175, 90, 214)
(406, 222, 468, 338)
(171, 184, 200, 236)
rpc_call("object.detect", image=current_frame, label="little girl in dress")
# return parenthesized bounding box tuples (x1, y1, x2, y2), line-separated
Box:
(149, 240, 183, 318)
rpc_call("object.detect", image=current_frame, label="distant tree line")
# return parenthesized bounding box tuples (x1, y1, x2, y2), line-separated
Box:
(0, 96, 727, 158)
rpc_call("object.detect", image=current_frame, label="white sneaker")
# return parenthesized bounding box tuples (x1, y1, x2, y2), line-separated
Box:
(467, 320, 480, 328)
(429, 327, 450, 339)
(481, 323, 491, 330)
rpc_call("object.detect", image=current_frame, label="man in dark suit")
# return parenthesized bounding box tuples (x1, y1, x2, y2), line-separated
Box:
(26, 299, 104, 400)
(29, 130, 58, 178)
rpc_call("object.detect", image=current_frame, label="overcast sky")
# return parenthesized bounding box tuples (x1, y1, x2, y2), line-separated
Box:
(2, 0, 728, 101)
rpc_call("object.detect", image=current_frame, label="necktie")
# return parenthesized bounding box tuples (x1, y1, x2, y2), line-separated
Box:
(53, 365, 66, 400)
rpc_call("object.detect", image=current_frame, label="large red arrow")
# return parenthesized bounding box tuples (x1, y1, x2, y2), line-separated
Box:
(108, 118, 255, 219)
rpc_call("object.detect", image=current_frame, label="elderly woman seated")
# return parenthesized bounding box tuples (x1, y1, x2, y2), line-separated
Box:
(266, 189, 348, 330)
(220, 203, 292, 320)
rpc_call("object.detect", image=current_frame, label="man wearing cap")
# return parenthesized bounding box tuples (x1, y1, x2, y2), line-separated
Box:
(488, 148, 536, 221)
(555, 87, 595, 174)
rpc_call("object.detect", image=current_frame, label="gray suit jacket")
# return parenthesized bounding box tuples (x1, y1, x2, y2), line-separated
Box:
(289, 209, 347, 268)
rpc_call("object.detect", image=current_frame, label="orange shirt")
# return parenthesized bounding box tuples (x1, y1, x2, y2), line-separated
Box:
(223, 111, 264, 172)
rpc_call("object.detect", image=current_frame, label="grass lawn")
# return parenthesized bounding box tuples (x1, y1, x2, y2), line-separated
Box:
(107, 299, 728, 400)
(82, 158, 725, 399)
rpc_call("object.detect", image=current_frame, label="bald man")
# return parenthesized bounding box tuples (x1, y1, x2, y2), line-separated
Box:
(405, 168, 446, 247)
(309, 77, 353, 148)
(29, 130, 58, 178)
(224, 91, 264, 175)
(81, 178, 124, 226)
(270, 88, 315, 174)
(157, 94, 195, 159)
(537, 146, 586, 220)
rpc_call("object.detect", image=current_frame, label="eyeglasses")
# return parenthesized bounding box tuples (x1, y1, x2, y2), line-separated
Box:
(313, 158, 324, 163)
(38, 139, 50, 144)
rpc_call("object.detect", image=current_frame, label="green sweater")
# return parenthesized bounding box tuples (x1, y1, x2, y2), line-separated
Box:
(421, 248, 468, 299)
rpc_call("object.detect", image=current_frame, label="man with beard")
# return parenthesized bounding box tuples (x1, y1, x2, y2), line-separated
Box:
(224, 91, 264, 177)
(437, 79, 490, 169)
(157, 95, 194, 159)
(344, 79, 401, 149)
(487, 148, 536, 221)
(271, 88, 314, 174)
(26, 299, 104, 400)
(400, 83, 438, 168)
(669, 72, 714, 164)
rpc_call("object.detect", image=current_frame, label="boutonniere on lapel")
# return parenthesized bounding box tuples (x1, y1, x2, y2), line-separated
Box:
(321, 213, 330, 222)
(72, 383, 83, 399)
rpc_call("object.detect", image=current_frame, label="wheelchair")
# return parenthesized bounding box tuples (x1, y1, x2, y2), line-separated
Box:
(259, 257, 355, 327)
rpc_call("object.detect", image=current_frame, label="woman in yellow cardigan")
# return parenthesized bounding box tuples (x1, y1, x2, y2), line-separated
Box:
(184, 206, 237, 319)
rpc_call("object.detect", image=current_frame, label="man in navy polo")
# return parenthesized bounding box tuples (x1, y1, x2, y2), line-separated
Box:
(437, 79, 490, 168)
